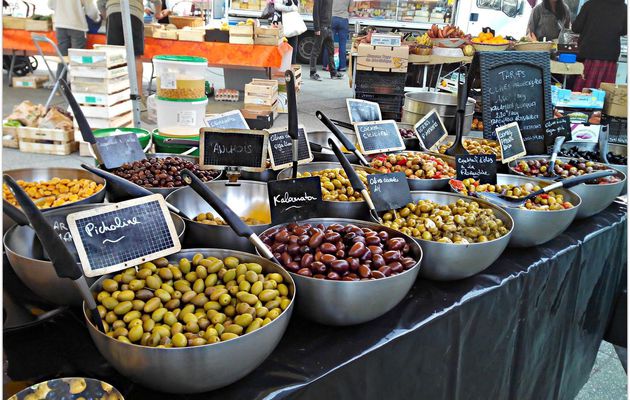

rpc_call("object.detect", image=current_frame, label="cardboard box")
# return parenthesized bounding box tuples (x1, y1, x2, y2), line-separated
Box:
(553, 107, 602, 124)
(178, 29, 205, 42)
(551, 86, 606, 109)
(370, 33, 401, 47)
(12, 74, 49, 88)
(600, 83, 627, 118)
(356, 44, 409, 73)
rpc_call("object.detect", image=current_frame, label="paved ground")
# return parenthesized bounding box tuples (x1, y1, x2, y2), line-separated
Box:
(2, 63, 627, 399)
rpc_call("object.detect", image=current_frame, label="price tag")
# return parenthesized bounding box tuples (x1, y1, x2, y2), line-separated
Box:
(414, 109, 449, 151)
(199, 128, 268, 171)
(354, 120, 405, 155)
(95, 132, 146, 169)
(267, 177, 324, 224)
(495, 122, 526, 164)
(456, 154, 497, 184)
(67, 195, 181, 278)
(268, 126, 313, 170)
(206, 110, 249, 130)
(160, 73, 177, 89)
(367, 172, 412, 212)
(544, 117, 572, 153)
(347, 99, 382, 123)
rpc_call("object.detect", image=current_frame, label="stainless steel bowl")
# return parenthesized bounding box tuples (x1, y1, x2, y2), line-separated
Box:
(277, 162, 381, 220)
(238, 168, 279, 182)
(3, 168, 107, 236)
(258, 219, 422, 326)
(407, 191, 513, 281)
(608, 143, 627, 194)
(508, 156, 626, 219)
(368, 151, 456, 191)
(402, 91, 476, 134)
(103, 153, 222, 201)
(166, 180, 272, 252)
(308, 130, 361, 163)
(454, 174, 581, 247)
(83, 248, 295, 394)
(3, 205, 186, 306)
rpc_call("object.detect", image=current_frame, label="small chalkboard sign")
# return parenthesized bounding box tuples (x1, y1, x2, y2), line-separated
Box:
(495, 122, 527, 164)
(354, 120, 405, 155)
(456, 154, 497, 184)
(67, 194, 181, 278)
(544, 116, 572, 154)
(367, 172, 412, 212)
(347, 99, 382, 123)
(206, 110, 249, 130)
(413, 109, 449, 150)
(268, 126, 314, 170)
(267, 177, 324, 224)
(199, 128, 269, 172)
(96, 132, 146, 169)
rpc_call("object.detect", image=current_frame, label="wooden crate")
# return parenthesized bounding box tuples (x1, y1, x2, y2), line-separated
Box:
(230, 25, 254, 44)
(244, 99, 278, 113)
(25, 18, 52, 31)
(70, 75, 130, 94)
(153, 29, 179, 40)
(3, 16, 27, 30)
(18, 127, 77, 155)
(84, 112, 133, 130)
(168, 16, 204, 29)
(11, 74, 49, 89)
(3, 125, 20, 148)
(74, 89, 131, 107)
(69, 64, 128, 80)
(178, 29, 205, 42)
(69, 46, 126, 68)
(254, 26, 283, 45)
(244, 79, 278, 107)
(78, 100, 132, 119)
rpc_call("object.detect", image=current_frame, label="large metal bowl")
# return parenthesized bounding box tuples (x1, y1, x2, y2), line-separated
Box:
(309, 130, 360, 163)
(3, 168, 107, 236)
(508, 156, 626, 219)
(166, 180, 272, 252)
(277, 162, 381, 220)
(368, 151, 456, 191)
(407, 191, 513, 281)
(258, 219, 422, 326)
(3, 204, 186, 306)
(608, 143, 627, 194)
(83, 248, 295, 394)
(402, 91, 476, 134)
(452, 174, 581, 247)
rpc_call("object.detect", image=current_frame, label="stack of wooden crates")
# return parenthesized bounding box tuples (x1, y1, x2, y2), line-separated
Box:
(244, 79, 278, 118)
(68, 45, 132, 154)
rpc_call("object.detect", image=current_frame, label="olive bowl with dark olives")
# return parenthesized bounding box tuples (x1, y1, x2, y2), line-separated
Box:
(258, 219, 423, 326)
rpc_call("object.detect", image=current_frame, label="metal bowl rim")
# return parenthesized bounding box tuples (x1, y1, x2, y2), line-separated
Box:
(507, 156, 627, 185)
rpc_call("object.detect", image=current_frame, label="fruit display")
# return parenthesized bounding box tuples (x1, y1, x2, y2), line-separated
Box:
(260, 222, 417, 280)
(451, 179, 574, 211)
(110, 157, 219, 189)
(512, 158, 622, 184)
(559, 146, 628, 166)
(438, 138, 501, 160)
(399, 128, 415, 139)
(415, 33, 432, 47)
(195, 213, 266, 226)
(94, 254, 292, 347)
(370, 152, 456, 180)
(382, 198, 510, 243)
(471, 118, 483, 131)
(427, 24, 467, 39)
(297, 168, 370, 202)
(472, 31, 509, 44)
(3, 178, 104, 209)
(8, 378, 123, 400)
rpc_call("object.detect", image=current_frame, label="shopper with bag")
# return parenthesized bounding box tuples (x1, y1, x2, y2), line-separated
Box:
(322, 0, 351, 72)
(526, 0, 570, 41)
(310, 0, 344, 81)
(270, 0, 305, 64)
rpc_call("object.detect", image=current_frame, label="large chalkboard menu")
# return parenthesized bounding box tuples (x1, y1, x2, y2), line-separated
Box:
(199, 128, 269, 172)
(480, 52, 552, 155)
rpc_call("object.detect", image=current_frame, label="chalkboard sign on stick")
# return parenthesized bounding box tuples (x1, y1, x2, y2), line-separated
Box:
(367, 172, 412, 212)
(199, 128, 269, 172)
(206, 110, 249, 130)
(456, 154, 497, 184)
(413, 109, 449, 151)
(67, 194, 181, 278)
(268, 125, 314, 170)
(479, 52, 552, 155)
(495, 122, 527, 164)
(544, 116, 571, 153)
(95, 132, 146, 169)
(347, 99, 382, 123)
(354, 120, 405, 155)
(268, 177, 324, 224)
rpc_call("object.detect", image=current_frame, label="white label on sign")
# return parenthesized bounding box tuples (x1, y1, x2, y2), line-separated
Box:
(177, 111, 196, 126)
(160, 73, 177, 89)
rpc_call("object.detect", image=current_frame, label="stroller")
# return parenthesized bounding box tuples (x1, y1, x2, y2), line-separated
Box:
(3, 0, 39, 77)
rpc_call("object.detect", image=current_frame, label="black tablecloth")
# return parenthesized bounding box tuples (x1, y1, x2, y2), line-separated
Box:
(4, 200, 627, 400)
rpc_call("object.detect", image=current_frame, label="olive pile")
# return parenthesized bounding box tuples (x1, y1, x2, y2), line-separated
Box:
(513, 158, 621, 184)
(195, 213, 264, 226)
(95, 254, 291, 347)
(382, 199, 509, 243)
(399, 128, 415, 139)
(9, 378, 122, 400)
(3, 178, 103, 209)
(261, 223, 417, 280)
(370, 152, 455, 180)
(439, 138, 502, 160)
(110, 157, 219, 188)
(297, 168, 369, 202)
(455, 178, 574, 210)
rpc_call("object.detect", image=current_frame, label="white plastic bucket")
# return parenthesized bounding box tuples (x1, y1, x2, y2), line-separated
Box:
(153, 55, 208, 100)
(156, 97, 208, 136)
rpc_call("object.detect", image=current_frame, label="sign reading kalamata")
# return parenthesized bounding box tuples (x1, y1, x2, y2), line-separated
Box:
(267, 177, 324, 224)
(199, 128, 269, 171)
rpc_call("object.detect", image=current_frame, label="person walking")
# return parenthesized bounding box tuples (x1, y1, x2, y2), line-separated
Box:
(309, 0, 343, 81)
(98, 0, 162, 98)
(272, 0, 301, 64)
(322, 0, 351, 72)
(572, 0, 627, 91)
(48, 0, 101, 79)
(526, 0, 571, 41)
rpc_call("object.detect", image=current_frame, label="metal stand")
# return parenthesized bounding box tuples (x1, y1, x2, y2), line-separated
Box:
(120, 0, 141, 128)
(31, 34, 67, 108)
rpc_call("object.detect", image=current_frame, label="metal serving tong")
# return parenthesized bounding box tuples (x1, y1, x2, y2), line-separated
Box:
(445, 66, 470, 157)
(548, 136, 566, 177)
(285, 69, 300, 179)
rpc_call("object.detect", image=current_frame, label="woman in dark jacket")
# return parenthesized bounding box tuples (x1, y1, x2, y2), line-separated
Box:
(527, 0, 571, 41)
(572, 0, 627, 91)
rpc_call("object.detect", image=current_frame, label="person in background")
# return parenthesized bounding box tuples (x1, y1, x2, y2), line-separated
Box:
(98, 0, 161, 99)
(322, 0, 351, 72)
(48, 0, 101, 79)
(572, 0, 627, 91)
(310, 0, 344, 81)
(526, 0, 570, 41)
(272, 0, 300, 64)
